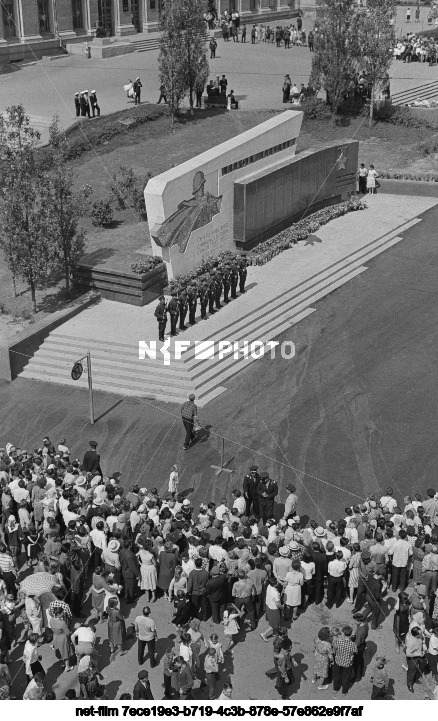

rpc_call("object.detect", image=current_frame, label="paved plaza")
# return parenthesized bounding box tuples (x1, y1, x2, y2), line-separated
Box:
(0, 5, 437, 145)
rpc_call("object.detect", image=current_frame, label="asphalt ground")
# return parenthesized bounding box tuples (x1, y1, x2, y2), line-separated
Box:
(2, 197, 438, 702)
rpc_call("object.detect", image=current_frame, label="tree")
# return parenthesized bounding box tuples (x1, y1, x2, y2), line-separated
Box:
(351, 0, 396, 127)
(0, 106, 50, 312)
(309, 0, 360, 121)
(159, 0, 209, 120)
(40, 118, 91, 296)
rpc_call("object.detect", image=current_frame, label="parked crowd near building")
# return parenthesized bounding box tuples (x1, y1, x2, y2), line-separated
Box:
(1, 435, 438, 699)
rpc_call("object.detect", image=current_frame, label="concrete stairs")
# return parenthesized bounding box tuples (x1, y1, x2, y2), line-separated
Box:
(391, 79, 438, 106)
(130, 33, 212, 52)
(19, 217, 418, 406)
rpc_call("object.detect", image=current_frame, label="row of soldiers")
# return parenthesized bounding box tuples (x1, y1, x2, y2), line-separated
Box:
(155, 257, 248, 341)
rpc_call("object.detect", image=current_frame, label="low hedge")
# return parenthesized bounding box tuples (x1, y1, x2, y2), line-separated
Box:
(379, 170, 438, 181)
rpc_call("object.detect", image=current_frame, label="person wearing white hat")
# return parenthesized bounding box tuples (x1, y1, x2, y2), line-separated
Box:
(89, 90, 100, 118)
(273, 546, 292, 583)
(102, 539, 121, 583)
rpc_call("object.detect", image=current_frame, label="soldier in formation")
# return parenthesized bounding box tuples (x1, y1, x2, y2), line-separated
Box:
(154, 256, 248, 340)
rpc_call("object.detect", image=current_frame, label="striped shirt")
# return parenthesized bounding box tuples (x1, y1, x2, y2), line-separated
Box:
(0, 552, 15, 573)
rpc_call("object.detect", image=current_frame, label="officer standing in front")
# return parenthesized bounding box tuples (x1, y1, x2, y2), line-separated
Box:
(214, 271, 223, 310)
(238, 255, 248, 293)
(243, 464, 261, 517)
(167, 292, 179, 336)
(154, 295, 167, 342)
(178, 290, 189, 330)
(222, 265, 231, 303)
(199, 279, 209, 320)
(230, 261, 239, 299)
(208, 275, 216, 315)
(187, 284, 197, 325)
(257, 471, 278, 524)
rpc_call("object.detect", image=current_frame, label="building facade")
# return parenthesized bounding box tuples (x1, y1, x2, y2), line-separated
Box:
(0, 0, 301, 45)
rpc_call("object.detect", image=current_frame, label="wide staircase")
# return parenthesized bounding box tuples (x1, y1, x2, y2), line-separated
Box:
(19, 217, 417, 406)
(391, 79, 438, 106)
(131, 32, 212, 52)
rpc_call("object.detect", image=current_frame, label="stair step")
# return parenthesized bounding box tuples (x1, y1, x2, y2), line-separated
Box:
(183, 229, 408, 367)
(190, 267, 368, 391)
(181, 220, 417, 361)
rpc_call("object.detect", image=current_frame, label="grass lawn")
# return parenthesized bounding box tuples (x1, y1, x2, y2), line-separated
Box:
(2, 104, 438, 341)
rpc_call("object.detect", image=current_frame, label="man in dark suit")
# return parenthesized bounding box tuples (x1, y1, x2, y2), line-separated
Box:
(206, 566, 228, 623)
(154, 295, 167, 342)
(257, 472, 278, 524)
(119, 540, 141, 602)
(243, 465, 260, 517)
(311, 541, 328, 605)
(133, 670, 154, 700)
(167, 292, 179, 336)
(82, 440, 102, 475)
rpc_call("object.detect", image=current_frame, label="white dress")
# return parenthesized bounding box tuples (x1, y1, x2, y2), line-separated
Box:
(168, 470, 179, 494)
(366, 169, 378, 189)
(138, 549, 157, 591)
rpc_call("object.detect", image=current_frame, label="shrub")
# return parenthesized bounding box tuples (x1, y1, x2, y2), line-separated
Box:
(382, 105, 438, 129)
(379, 170, 438, 181)
(131, 256, 166, 274)
(90, 198, 114, 227)
(111, 166, 151, 218)
(301, 97, 332, 121)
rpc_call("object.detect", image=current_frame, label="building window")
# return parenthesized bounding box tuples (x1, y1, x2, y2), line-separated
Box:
(72, 0, 84, 29)
(38, 0, 50, 32)
(150, 0, 156, 8)
(2, 0, 16, 37)
(250, 0, 258, 10)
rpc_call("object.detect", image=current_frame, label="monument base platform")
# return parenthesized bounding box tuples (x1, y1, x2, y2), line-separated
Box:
(19, 195, 438, 407)
(74, 250, 167, 307)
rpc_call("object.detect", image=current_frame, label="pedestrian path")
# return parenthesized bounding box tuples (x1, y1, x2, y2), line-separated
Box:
(20, 194, 438, 405)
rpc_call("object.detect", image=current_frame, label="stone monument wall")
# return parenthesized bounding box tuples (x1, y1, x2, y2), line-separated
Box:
(145, 111, 303, 280)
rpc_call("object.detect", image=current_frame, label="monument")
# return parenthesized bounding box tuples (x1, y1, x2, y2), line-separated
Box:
(146, 111, 359, 282)
(146, 111, 303, 280)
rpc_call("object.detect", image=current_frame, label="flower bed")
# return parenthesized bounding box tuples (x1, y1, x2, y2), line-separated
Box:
(247, 196, 366, 266)
(166, 197, 366, 292)
(131, 256, 166, 275)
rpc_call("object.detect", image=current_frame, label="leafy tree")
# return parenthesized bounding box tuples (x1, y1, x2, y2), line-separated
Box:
(159, 0, 209, 120)
(159, 1, 190, 122)
(309, 0, 360, 120)
(351, 0, 396, 126)
(0, 105, 50, 312)
(40, 118, 92, 296)
(110, 165, 150, 217)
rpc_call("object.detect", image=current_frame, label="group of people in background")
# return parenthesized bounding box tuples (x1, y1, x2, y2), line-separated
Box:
(73, 90, 100, 119)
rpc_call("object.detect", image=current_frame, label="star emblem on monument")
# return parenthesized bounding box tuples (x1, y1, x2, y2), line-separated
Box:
(336, 149, 348, 170)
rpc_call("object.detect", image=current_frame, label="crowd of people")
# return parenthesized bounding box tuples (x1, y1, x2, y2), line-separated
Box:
(394, 34, 438, 65)
(73, 90, 100, 119)
(2, 435, 438, 700)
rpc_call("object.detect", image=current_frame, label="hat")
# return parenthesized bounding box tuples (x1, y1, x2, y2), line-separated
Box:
(138, 670, 149, 680)
(89, 441, 98, 448)
(286, 484, 296, 493)
(288, 541, 300, 551)
(279, 546, 289, 556)
(314, 526, 325, 537)
(432, 546, 438, 554)
(361, 550, 371, 560)
(249, 465, 258, 471)
(92, 89, 96, 93)
(47, 464, 55, 470)
(108, 539, 120, 552)
(76, 476, 86, 486)
(183, 499, 191, 506)
(259, 472, 269, 479)
(93, 498, 103, 506)
(75, 92, 79, 96)
(416, 584, 427, 596)
(210, 566, 220, 576)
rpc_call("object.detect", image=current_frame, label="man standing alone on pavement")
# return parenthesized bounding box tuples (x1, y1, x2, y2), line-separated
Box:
(180, 393, 198, 450)
(133, 77, 142, 104)
(135, 606, 158, 667)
